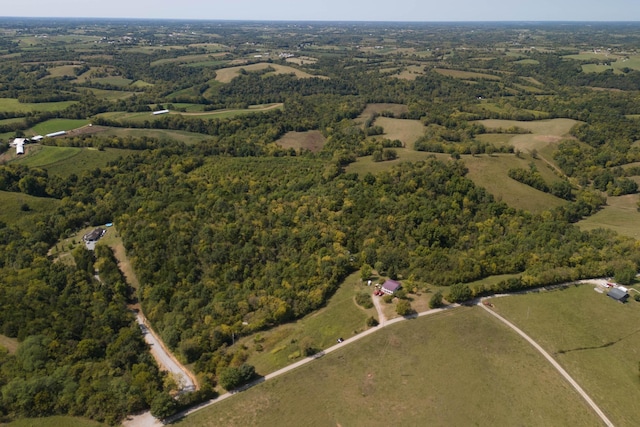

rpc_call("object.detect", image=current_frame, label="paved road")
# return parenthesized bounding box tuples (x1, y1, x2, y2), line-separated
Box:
(479, 302, 615, 427)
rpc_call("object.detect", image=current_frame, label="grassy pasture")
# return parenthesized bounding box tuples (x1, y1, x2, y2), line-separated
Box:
(44, 64, 80, 79)
(0, 117, 26, 126)
(5, 416, 107, 427)
(85, 88, 135, 100)
(151, 53, 227, 66)
(11, 145, 81, 168)
(27, 118, 90, 135)
(346, 151, 448, 176)
(434, 68, 501, 80)
(389, 64, 426, 80)
(275, 130, 326, 153)
(360, 103, 409, 117)
(463, 154, 567, 213)
(0, 98, 76, 113)
(95, 127, 210, 145)
(183, 308, 601, 427)
(0, 334, 19, 354)
(244, 271, 375, 374)
(492, 284, 640, 427)
(0, 190, 60, 226)
(474, 118, 578, 154)
(214, 63, 324, 83)
(97, 104, 282, 124)
(184, 60, 229, 68)
(577, 194, 640, 239)
(89, 76, 134, 87)
(373, 117, 425, 147)
(285, 56, 318, 65)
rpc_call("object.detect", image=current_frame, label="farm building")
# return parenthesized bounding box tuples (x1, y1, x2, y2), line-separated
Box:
(11, 138, 26, 155)
(83, 227, 106, 243)
(31, 135, 44, 141)
(381, 279, 402, 295)
(46, 130, 66, 138)
(607, 288, 629, 303)
(152, 109, 170, 115)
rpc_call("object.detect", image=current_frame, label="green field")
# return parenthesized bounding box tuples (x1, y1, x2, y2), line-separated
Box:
(0, 117, 26, 126)
(5, 416, 107, 427)
(492, 284, 640, 427)
(181, 308, 602, 427)
(577, 194, 640, 239)
(244, 270, 375, 374)
(89, 76, 134, 87)
(86, 88, 136, 100)
(0, 98, 77, 113)
(27, 119, 90, 136)
(96, 104, 282, 124)
(96, 127, 210, 145)
(11, 146, 138, 178)
(0, 190, 61, 226)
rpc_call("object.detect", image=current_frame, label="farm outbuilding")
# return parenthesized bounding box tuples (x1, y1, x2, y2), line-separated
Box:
(46, 131, 66, 138)
(152, 109, 170, 115)
(607, 288, 629, 303)
(381, 279, 402, 295)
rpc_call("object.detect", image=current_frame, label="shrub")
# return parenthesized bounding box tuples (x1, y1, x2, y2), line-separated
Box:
(396, 300, 413, 316)
(366, 316, 379, 327)
(429, 291, 443, 308)
(355, 292, 374, 309)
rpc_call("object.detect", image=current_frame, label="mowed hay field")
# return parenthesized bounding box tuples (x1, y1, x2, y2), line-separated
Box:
(577, 194, 640, 239)
(0, 190, 60, 226)
(180, 308, 601, 427)
(214, 63, 325, 83)
(0, 98, 76, 113)
(491, 284, 640, 427)
(373, 117, 424, 147)
(275, 130, 326, 153)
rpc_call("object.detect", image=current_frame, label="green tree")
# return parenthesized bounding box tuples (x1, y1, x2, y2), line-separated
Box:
(429, 291, 443, 308)
(447, 283, 472, 303)
(395, 299, 413, 316)
(360, 264, 372, 281)
(614, 263, 637, 285)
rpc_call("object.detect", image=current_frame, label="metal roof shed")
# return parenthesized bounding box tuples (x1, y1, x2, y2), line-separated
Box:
(607, 288, 629, 303)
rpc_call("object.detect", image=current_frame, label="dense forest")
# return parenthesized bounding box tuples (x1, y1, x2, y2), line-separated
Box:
(2, 19, 640, 424)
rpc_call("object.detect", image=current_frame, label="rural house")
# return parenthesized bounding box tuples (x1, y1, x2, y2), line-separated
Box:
(83, 227, 106, 243)
(381, 279, 401, 295)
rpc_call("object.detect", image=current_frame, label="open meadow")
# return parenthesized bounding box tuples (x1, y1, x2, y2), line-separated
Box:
(180, 307, 602, 427)
(577, 194, 640, 239)
(491, 284, 640, 427)
(26, 119, 90, 136)
(0, 98, 76, 113)
(274, 130, 326, 153)
(0, 190, 60, 226)
(213, 63, 325, 83)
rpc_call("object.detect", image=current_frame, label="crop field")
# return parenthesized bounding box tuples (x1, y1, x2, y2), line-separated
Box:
(0, 190, 61, 226)
(0, 98, 76, 113)
(182, 308, 601, 427)
(244, 271, 375, 374)
(27, 118, 90, 135)
(434, 68, 501, 80)
(491, 284, 640, 427)
(577, 194, 640, 239)
(214, 63, 325, 83)
(275, 130, 326, 153)
(5, 416, 107, 427)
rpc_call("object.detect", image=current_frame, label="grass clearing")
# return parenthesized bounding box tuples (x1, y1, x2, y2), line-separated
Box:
(88, 76, 134, 87)
(5, 416, 107, 427)
(0, 334, 19, 354)
(346, 150, 449, 176)
(275, 130, 326, 153)
(0, 190, 61, 226)
(360, 103, 408, 117)
(84, 88, 136, 100)
(434, 68, 501, 80)
(373, 117, 424, 147)
(182, 308, 601, 427)
(0, 98, 76, 113)
(244, 271, 375, 374)
(214, 63, 325, 83)
(11, 145, 81, 167)
(463, 154, 567, 213)
(96, 127, 210, 145)
(492, 284, 640, 427)
(27, 118, 90, 136)
(577, 194, 640, 239)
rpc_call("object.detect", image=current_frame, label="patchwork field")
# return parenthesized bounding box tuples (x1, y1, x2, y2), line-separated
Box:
(577, 194, 640, 239)
(214, 63, 325, 83)
(275, 130, 326, 153)
(0, 98, 76, 113)
(492, 284, 640, 427)
(181, 308, 602, 427)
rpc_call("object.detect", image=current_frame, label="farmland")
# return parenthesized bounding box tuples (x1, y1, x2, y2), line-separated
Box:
(181, 308, 602, 427)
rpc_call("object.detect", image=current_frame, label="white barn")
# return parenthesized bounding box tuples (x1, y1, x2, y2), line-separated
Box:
(152, 109, 170, 115)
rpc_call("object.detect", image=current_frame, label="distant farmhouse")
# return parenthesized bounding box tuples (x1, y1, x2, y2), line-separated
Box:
(381, 279, 402, 295)
(11, 138, 26, 155)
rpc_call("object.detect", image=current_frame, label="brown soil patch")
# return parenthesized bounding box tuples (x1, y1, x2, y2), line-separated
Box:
(276, 130, 326, 153)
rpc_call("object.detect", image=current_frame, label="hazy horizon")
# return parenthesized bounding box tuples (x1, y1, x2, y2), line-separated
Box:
(2, 0, 640, 23)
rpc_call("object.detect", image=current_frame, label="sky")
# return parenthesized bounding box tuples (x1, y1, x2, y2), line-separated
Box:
(3, 0, 640, 22)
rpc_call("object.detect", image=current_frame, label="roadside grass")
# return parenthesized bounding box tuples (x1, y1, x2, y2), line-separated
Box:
(181, 308, 601, 427)
(434, 68, 501, 80)
(0, 98, 76, 113)
(214, 63, 325, 83)
(577, 194, 640, 239)
(5, 416, 107, 427)
(244, 271, 375, 374)
(0, 334, 19, 354)
(275, 130, 326, 153)
(491, 284, 640, 427)
(27, 118, 90, 136)
(0, 190, 60, 226)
